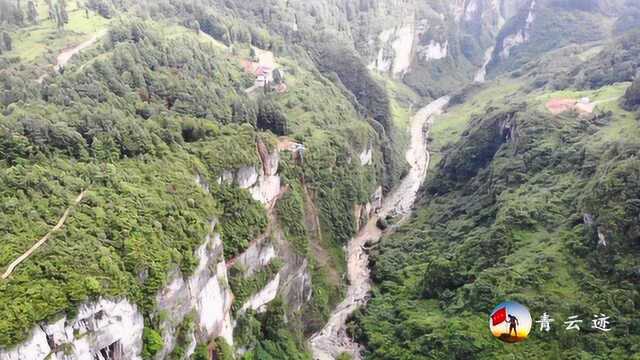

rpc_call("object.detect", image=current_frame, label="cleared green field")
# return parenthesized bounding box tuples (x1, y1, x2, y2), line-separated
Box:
(532, 82, 637, 146)
(430, 80, 635, 169)
(7, 0, 109, 63)
(533, 82, 630, 112)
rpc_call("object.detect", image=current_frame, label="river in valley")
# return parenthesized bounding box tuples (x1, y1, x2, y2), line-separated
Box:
(309, 96, 450, 360)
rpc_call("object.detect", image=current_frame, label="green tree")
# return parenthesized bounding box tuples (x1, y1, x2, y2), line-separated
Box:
(27, 0, 37, 23)
(261, 297, 286, 341)
(212, 337, 235, 360)
(419, 259, 465, 299)
(2, 32, 12, 51)
(231, 98, 258, 126)
(59, 0, 68, 23)
(14, 0, 25, 25)
(45, 0, 54, 20)
(193, 345, 209, 360)
(199, 14, 230, 44)
(272, 68, 283, 84)
(91, 134, 120, 161)
(142, 327, 164, 359)
(622, 77, 640, 111)
(257, 98, 288, 135)
(54, 3, 64, 31)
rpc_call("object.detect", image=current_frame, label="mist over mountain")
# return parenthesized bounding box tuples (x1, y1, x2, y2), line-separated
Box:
(0, 0, 638, 359)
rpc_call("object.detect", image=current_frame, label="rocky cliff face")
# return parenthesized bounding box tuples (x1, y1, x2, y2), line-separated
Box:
(368, 23, 416, 77)
(0, 143, 298, 360)
(0, 299, 144, 360)
(354, 186, 383, 230)
(288, 0, 506, 78)
(218, 146, 281, 207)
(0, 220, 234, 360)
(486, 0, 621, 76)
(497, 0, 536, 60)
(154, 223, 234, 359)
(359, 0, 531, 95)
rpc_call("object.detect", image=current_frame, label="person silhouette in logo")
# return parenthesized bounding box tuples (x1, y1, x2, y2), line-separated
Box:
(507, 314, 519, 337)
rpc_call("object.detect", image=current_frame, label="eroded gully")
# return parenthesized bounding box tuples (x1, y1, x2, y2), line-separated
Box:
(309, 96, 450, 359)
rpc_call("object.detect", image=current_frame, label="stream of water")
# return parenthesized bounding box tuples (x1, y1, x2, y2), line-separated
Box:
(309, 96, 450, 360)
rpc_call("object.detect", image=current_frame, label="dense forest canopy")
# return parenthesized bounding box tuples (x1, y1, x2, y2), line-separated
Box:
(0, 0, 639, 359)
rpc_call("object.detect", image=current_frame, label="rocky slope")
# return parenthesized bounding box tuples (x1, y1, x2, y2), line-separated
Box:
(0, 131, 369, 359)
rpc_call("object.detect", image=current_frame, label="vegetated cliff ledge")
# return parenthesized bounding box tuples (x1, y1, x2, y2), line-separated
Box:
(0, 136, 383, 359)
(0, 144, 276, 359)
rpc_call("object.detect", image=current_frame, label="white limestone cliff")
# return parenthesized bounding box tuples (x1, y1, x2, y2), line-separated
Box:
(218, 144, 281, 207)
(369, 23, 416, 77)
(280, 261, 313, 312)
(233, 239, 277, 278)
(420, 40, 449, 61)
(0, 299, 144, 360)
(236, 166, 259, 189)
(238, 273, 282, 314)
(359, 146, 373, 166)
(154, 226, 234, 359)
(371, 28, 394, 73)
(500, 0, 536, 60)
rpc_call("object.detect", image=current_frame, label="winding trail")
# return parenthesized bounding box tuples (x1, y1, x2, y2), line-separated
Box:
(54, 31, 103, 71)
(1, 190, 88, 280)
(37, 30, 106, 83)
(309, 97, 450, 359)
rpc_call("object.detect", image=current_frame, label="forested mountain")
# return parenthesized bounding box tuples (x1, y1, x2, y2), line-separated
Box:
(0, 0, 639, 359)
(0, 1, 390, 358)
(350, 3, 640, 359)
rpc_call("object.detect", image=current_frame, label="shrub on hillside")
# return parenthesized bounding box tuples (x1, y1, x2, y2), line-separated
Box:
(420, 259, 466, 299)
(257, 98, 289, 135)
(622, 77, 640, 111)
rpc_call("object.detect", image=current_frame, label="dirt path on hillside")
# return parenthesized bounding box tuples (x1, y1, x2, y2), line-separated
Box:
(309, 96, 450, 360)
(55, 30, 106, 71)
(1, 190, 87, 280)
(37, 30, 106, 83)
(593, 97, 621, 105)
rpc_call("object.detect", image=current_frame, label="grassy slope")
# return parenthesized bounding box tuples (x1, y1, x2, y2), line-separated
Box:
(7, 0, 109, 63)
(430, 80, 635, 168)
(532, 82, 639, 145)
(384, 75, 421, 151)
